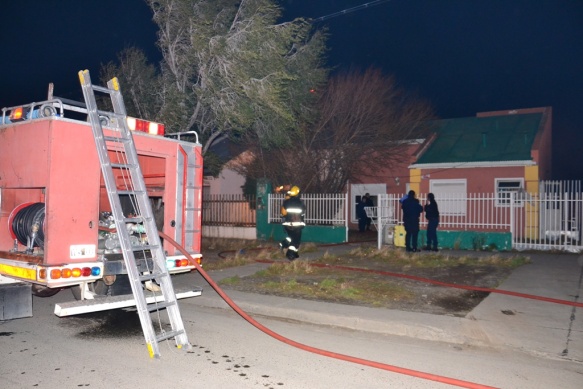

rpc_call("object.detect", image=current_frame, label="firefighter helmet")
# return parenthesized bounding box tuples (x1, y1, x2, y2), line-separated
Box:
(287, 185, 300, 197)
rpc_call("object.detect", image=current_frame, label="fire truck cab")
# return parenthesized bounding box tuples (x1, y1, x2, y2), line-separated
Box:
(0, 92, 203, 320)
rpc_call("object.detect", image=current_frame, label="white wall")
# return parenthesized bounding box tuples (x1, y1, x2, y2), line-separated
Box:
(204, 167, 246, 195)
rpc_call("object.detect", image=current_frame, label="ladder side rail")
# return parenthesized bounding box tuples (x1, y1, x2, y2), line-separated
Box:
(106, 78, 189, 350)
(79, 70, 163, 357)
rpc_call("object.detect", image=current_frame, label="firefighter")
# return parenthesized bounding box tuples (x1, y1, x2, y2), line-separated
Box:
(278, 185, 306, 260)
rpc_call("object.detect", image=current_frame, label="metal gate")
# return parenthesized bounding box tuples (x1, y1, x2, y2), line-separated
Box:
(513, 181, 582, 252)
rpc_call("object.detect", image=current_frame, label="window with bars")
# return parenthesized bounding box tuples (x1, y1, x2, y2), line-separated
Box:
(496, 179, 524, 206)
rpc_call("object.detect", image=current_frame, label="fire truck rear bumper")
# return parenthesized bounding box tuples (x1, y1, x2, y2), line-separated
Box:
(53, 286, 202, 317)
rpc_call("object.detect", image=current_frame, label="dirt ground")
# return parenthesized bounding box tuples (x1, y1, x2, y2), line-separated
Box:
(203, 231, 522, 317)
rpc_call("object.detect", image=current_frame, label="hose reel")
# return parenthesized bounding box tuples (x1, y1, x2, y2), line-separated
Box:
(10, 202, 45, 252)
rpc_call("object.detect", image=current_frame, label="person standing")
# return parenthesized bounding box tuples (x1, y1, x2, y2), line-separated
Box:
(356, 197, 367, 232)
(279, 186, 306, 260)
(424, 193, 440, 251)
(401, 190, 423, 252)
(363, 193, 374, 231)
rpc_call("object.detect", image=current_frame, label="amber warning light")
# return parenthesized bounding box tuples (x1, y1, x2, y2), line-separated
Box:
(126, 117, 165, 136)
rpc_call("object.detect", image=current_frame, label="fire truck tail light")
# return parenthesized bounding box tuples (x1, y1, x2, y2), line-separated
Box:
(126, 116, 165, 136)
(47, 266, 101, 280)
(166, 258, 194, 269)
(50, 269, 62, 279)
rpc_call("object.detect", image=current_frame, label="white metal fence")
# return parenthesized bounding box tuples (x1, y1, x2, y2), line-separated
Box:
(268, 193, 348, 226)
(373, 192, 583, 252)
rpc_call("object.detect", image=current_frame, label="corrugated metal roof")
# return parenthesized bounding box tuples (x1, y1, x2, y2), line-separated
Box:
(415, 113, 543, 164)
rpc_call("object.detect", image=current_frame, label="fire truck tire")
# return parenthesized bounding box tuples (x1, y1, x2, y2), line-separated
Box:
(31, 284, 61, 297)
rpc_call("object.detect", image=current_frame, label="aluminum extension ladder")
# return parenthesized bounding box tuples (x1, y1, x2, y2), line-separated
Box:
(78, 69, 190, 358)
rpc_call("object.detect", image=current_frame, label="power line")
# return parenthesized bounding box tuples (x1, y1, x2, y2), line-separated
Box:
(311, 0, 393, 23)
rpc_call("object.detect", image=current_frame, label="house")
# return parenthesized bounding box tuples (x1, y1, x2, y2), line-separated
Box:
(408, 107, 552, 198)
(203, 137, 249, 196)
(204, 108, 555, 236)
(348, 107, 553, 229)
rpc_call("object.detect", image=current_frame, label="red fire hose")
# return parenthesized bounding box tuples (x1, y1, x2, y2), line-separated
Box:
(160, 231, 498, 389)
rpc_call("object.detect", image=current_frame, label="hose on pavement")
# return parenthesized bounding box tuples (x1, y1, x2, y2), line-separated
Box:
(160, 231, 498, 389)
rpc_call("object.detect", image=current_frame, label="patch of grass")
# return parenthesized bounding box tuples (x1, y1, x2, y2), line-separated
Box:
(236, 260, 416, 307)
(254, 275, 414, 307)
(314, 245, 530, 270)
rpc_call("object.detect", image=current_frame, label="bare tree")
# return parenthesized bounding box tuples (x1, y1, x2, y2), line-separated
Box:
(236, 67, 434, 193)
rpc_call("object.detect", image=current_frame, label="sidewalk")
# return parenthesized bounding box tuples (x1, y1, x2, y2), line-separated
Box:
(177, 245, 583, 362)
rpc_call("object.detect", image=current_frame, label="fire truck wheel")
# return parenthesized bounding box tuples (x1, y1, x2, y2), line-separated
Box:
(31, 284, 61, 297)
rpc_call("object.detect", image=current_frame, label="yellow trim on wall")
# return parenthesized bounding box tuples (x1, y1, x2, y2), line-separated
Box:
(410, 169, 422, 183)
(408, 169, 421, 194)
(525, 166, 539, 182)
(523, 165, 539, 240)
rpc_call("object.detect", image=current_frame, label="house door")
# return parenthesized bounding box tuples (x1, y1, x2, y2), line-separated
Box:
(351, 184, 386, 223)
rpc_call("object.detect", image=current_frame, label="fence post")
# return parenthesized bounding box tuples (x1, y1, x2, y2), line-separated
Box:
(510, 192, 515, 249)
(256, 179, 273, 240)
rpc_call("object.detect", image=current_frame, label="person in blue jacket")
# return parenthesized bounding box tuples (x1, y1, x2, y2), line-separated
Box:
(401, 190, 423, 252)
(356, 197, 367, 232)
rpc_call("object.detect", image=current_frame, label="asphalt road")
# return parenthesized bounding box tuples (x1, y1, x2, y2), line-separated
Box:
(1, 278, 582, 389)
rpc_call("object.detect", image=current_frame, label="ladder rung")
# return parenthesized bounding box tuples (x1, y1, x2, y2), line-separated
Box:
(118, 190, 146, 196)
(92, 84, 113, 94)
(104, 135, 130, 143)
(131, 244, 159, 253)
(111, 162, 137, 169)
(156, 329, 185, 343)
(124, 216, 143, 222)
(147, 300, 177, 312)
(139, 272, 168, 282)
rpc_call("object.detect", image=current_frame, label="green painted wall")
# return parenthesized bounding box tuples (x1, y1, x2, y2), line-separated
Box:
(255, 179, 272, 241)
(270, 225, 347, 244)
(418, 230, 512, 251)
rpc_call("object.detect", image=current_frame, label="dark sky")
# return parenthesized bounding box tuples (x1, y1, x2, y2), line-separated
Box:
(1, 0, 582, 180)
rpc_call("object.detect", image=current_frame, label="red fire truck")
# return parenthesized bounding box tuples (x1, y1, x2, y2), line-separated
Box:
(0, 87, 203, 320)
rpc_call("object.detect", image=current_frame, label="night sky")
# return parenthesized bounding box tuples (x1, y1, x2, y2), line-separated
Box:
(1, 0, 581, 180)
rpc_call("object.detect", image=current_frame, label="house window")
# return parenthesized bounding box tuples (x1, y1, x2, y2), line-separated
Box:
(430, 179, 467, 215)
(496, 178, 524, 206)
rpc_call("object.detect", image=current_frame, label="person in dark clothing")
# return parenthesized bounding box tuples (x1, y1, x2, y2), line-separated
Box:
(356, 198, 367, 232)
(401, 190, 423, 252)
(424, 193, 440, 251)
(363, 193, 374, 231)
(279, 186, 306, 260)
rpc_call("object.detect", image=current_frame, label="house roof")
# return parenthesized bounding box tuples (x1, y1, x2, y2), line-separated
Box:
(414, 113, 543, 165)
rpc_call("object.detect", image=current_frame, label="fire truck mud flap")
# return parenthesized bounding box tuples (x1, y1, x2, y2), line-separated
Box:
(0, 280, 33, 320)
(53, 286, 202, 317)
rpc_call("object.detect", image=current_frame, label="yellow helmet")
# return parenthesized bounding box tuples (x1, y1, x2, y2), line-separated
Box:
(287, 185, 300, 197)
